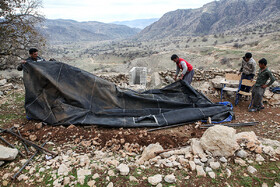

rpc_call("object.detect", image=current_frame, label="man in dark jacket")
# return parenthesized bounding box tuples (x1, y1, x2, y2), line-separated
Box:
(17, 48, 45, 71)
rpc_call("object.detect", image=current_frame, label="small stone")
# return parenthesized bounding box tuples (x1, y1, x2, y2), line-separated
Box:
(201, 157, 208, 163)
(235, 158, 247, 166)
(164, 174, 176, 183)
(156, 184, 162, 187)
(35, 123, 43, 129)
(226, 168, 231, 178)
(0, 161, 5, 167)
(262, 183, 268, 187)
(236, 150, 248, 158)
(263, 146, 276, 156)
(188, 161, 196, 171)
(220, 157, 227, 163)
(87, 180, 96, 187)
(255, 146, 263, 154)
(116, 164, 129, 176)
(2, 180, 8, 186)
(129, 176, 138, 182)
(205, 167, 212, 173)
(29, 135, 37, 141)
(67, 124, 76, 129)
(107, 182, 113, 187)
(194, 158, 203, 166)
(210, 162, 220, 170)
(148, 174, 162, 185)
(196, 165, 206, 177)
(255, 154, 265, 162)
(57, 164, 69, 176)
(108, 170, 115, 176)
(17, 174, 28, 181)
(208, 171, 216, 179)
(275, 147, 280, 155)
(64, 177, 70, 186)
(247, 166, 257, 174)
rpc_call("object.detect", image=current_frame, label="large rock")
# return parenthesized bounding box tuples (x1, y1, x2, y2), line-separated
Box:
(137, 143, 163, 164)
(200, 125, 239, 157)
(0, 145, 18, 161)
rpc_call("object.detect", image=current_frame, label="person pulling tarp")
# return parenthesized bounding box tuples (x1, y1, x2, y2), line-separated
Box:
(19, 60, 233, 127)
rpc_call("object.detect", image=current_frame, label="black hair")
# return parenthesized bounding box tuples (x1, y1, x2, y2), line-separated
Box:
(259, 58, 267, 66)
(171, 54, 179, 60)
(29, 48, 38, 54)
(245, 52, 252, 59)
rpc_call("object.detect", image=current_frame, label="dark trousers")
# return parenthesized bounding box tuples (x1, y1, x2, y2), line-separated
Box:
(252, 86, 265, 109)
(241, 73, 254, 92)
(183, 70, 194, 85)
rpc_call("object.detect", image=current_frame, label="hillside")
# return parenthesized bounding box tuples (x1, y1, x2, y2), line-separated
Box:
(40, 19, 141, 44)
(137, 0, 280, 40)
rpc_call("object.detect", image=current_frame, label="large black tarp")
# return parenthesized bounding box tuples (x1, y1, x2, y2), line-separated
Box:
(22, 61, 233, 127)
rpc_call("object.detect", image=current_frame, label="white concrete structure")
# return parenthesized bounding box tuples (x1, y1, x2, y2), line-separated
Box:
(129, 67, 147, 86)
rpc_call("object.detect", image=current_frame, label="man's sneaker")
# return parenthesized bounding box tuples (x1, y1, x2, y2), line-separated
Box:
(249, 108, 257, 112)
(259, 105, 265, 110)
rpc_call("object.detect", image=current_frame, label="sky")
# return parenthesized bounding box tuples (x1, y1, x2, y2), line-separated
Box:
(41, 0, 215, 23)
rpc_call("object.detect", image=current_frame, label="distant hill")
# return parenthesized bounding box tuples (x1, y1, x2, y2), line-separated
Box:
(112, 18, 159, 29)
(40, 19, 141, 43)
(137, 0, 280, 40)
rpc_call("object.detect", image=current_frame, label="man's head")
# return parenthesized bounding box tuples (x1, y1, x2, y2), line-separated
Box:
(258, 58, 267, 69)
(244, 52, 252, 62)
(171, 54, 179, 63)
(29, 48, 38, 59)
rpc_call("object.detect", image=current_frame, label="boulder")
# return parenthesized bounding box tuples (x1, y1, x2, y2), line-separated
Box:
(200, 126, 239, 157)
(0, 145, 18, 161)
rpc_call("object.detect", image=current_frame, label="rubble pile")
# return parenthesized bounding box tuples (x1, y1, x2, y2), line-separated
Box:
(1, 126, 279, 186)
(99, 74, 129, 86)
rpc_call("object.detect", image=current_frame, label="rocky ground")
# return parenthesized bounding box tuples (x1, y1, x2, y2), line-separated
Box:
(0, 73, 280, 187)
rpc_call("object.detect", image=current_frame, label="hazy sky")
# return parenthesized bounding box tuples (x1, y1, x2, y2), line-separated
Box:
(42, 0, 215, 23)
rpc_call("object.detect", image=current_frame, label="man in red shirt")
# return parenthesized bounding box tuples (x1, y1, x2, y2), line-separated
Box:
(171, 54, 194, 84)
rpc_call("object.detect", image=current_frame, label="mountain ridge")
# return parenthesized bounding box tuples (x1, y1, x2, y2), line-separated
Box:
(136, 0, 280, 40)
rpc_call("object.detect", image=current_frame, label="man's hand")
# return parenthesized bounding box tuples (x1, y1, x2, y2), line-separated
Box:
(180, 74, 184, 80)
(174, 75, 177, 81)
(261, 85, 268, 88)
(21, 60, 26, 64)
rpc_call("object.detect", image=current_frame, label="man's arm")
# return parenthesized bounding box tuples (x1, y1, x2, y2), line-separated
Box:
(174, 66, 180, 80)
(262, 71, 275, 88)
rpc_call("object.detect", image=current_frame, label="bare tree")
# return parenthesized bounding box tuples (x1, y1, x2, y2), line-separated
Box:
(0, 0, 45, 69)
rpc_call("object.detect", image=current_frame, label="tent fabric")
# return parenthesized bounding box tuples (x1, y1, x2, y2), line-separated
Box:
(22, 61, 234, 127)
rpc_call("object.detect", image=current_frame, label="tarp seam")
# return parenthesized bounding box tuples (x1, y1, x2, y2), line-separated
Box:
(161, 113, 168, 125)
